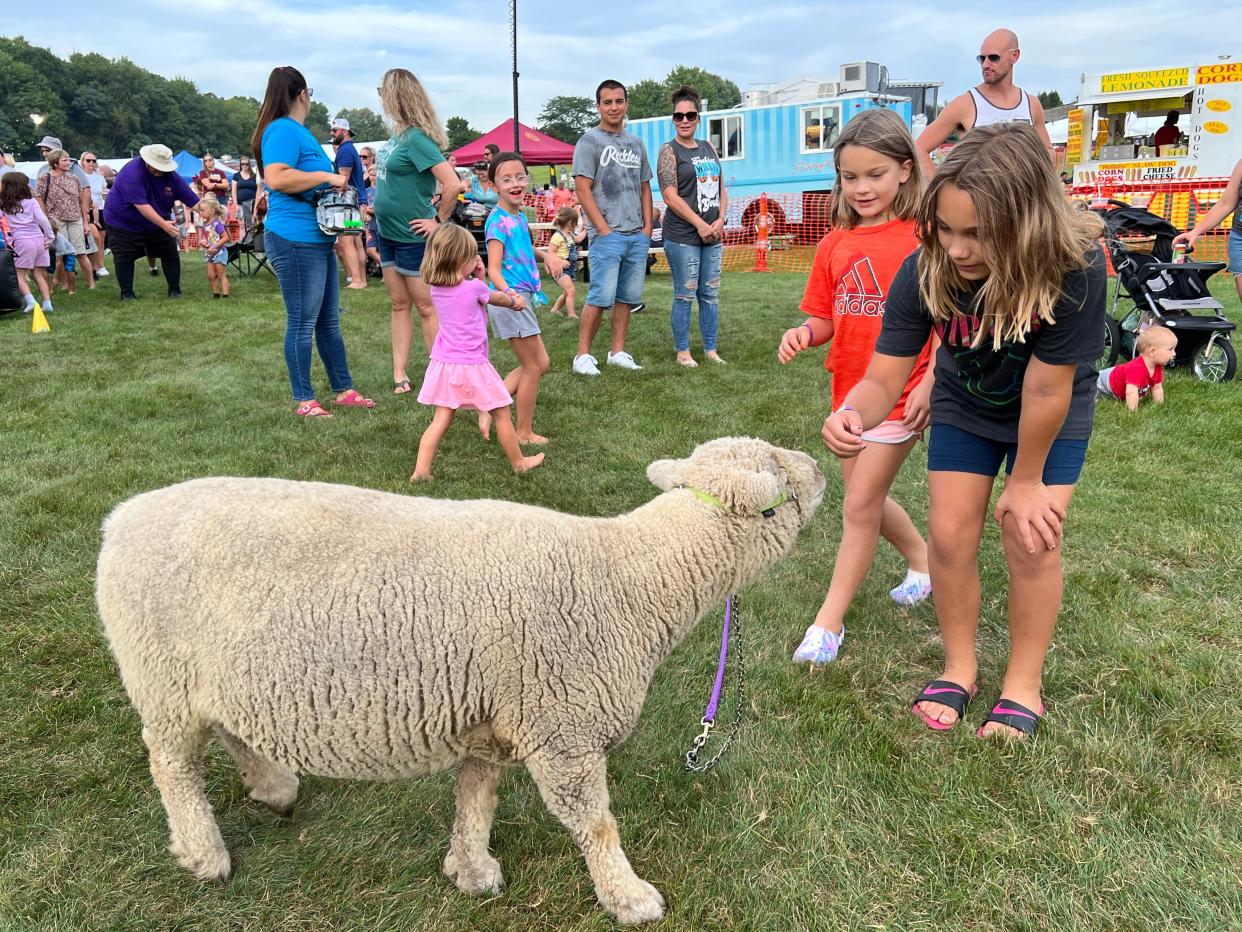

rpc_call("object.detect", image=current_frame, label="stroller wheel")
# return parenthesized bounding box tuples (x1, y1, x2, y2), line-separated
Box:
(1099, 317, 1122, 370)
(1192, 338, 1237, 383)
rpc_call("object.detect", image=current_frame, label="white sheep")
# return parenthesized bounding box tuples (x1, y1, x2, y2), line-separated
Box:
(96, 436, 825, 925)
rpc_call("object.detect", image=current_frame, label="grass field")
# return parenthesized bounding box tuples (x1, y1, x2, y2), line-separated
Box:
(2, 257, 1240, 930)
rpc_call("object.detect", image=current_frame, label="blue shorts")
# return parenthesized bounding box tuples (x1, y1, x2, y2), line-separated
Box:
(586, 231, 649, 308)
(377, 234, 426, 277)
(1227, 230, 1242, 276)
(927, 423, 1088, 486)
(206, 250, 228, 266)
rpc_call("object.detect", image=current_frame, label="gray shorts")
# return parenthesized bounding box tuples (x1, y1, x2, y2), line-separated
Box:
(488, 291, 542, 340)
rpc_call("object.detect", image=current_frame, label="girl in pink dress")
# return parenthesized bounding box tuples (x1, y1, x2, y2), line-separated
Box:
(411, 224, 545, 480)
(0, 172, 55, 314)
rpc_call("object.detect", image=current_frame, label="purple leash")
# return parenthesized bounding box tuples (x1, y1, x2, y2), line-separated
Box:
(685, 595, 746, 773)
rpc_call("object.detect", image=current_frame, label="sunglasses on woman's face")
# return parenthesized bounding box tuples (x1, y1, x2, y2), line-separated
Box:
(671, 111, 699, 123)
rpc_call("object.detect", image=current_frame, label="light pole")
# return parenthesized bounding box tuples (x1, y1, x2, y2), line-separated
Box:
(510, 0, 520, 153)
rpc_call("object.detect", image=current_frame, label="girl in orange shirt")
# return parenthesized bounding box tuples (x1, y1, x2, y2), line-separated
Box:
(777, 108, 935, 665)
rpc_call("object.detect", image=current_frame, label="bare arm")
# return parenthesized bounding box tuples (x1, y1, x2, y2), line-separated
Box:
(1176, 159, 1242, 244)
(1124, 383, 1141, 412)
(1151, 382, 1165, 405)
(658, 145, 712, 239)
(574, 176, 609, 236)
(135, 203, 180, 237)
(916, 93, 971, 176)
(432, 163, 460, 222)
(1029, 96, 1054, 159)
(263, 162, 344, 195)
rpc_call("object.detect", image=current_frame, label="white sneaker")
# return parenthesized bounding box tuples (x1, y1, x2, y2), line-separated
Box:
(96, 267, 110, 277)
(572, 354, 600, 376)
(606, 350, 642, 370)
(792, 624, 845, 665)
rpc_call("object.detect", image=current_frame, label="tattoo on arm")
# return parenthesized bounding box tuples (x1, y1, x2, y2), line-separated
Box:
(656, 144, 677, 193)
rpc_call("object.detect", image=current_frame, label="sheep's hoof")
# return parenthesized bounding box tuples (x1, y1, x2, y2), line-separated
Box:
(606, 879, 666, 925)
(443, 850, 506, 896)
(172, 842, 231, 882)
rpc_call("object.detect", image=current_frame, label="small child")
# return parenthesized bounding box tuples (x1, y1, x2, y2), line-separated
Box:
(411, 223, 545, 480)
(484, 151, 564, 445)
(1097, 326, 1175, 411)
(547, 207, 585, 319)
(197, 197, 231, 297)
(0, 172, 55, 314)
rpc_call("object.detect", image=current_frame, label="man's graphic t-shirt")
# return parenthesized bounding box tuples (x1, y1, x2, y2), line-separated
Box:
(800, 218, 928, 418)
(874, 248, 1107, 443)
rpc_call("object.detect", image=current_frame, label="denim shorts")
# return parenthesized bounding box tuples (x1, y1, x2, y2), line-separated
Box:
(927, 423, 1088, 486)
(586, 231, 649, 308)
(377, 233, 426, 277)
(1227, 230, 1242, 276)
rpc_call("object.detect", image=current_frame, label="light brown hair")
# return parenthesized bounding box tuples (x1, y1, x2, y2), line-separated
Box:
(379, 69, 448, 149)
(45, 148, 68, 168)
(831, 108, 921, 229)
(421, 223, 478, 286)
(1137, 324, 1176, 354)
(916, 122, 1104, 349)
(554, 207, 578, 229)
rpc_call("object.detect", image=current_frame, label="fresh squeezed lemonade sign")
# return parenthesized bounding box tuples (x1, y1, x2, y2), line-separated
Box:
(1099, 67, 1189, 93)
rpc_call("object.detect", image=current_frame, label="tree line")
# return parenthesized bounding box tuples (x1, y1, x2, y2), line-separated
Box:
(0, 37, 388, 161)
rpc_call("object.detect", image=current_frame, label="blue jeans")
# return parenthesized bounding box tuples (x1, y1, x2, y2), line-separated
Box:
(266, 229, 354, 403)
(585, 231, 649, 307)
(664, 239, 722, 352)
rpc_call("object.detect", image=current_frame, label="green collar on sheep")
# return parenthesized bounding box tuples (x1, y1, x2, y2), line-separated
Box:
(685, 486, 793, 518)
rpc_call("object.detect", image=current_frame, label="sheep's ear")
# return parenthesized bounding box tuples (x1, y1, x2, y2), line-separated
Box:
(647, 458, 686, 491)
(717, 469, 783, 516)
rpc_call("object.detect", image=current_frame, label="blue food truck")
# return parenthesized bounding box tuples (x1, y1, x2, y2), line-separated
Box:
(626, 64, 938, 239)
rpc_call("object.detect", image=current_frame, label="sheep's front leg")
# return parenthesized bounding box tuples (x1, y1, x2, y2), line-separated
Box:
(143, 724, 231, 882)
(526, 751, 665, 925)
(443, 757, 506, 895)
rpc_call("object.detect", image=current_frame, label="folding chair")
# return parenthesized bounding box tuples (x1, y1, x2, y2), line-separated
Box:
(228, 222, 275, 279)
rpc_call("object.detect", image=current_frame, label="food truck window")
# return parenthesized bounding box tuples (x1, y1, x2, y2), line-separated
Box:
(708, 115, 744, 160)
(801, 105, 841, 152)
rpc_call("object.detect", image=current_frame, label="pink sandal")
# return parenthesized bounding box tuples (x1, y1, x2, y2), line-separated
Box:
(334, 389, 375, 408)
(295, 401, 332, 418)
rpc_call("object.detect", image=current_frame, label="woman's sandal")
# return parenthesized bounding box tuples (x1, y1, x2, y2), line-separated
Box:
(295, 401, 332, 418)
(393, 379, 412, 395)
(977, 699, 1044, 739)
(912, 679, 978, 731)
(334, 389, 376, 408)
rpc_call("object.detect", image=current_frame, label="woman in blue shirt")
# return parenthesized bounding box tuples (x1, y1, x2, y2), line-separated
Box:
(251, 65, 374, 417)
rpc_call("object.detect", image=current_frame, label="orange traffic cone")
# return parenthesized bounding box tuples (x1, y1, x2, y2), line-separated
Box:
(751, 194, 771, 273)
(31, 305, 50, 333)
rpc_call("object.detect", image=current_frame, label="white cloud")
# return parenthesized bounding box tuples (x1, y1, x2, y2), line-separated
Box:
(12, 0, 1242, 141)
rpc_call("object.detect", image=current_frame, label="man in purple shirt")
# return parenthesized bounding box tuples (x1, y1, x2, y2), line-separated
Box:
(103, 143, 199, 301)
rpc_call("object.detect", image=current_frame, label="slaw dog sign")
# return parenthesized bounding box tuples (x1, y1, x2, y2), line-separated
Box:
(1099, 68, 1189, 93)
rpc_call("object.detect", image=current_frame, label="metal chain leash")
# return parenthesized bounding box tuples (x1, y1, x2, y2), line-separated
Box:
(684, 596, 746, 773)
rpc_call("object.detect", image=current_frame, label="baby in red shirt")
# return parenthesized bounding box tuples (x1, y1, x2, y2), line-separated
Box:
(1097, 325, 1176, 411)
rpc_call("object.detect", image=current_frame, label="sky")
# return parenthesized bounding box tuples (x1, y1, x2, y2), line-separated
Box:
(13, 0, 1242, 137)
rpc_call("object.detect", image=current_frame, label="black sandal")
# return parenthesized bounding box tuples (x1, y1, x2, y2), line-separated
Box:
(911, 679, 977, 731)
(977, 699, 1044, 739)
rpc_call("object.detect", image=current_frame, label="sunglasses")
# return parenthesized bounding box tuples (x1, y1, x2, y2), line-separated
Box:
(83, 158, 97, 163)
(671, 111, 699, 123)
(976, 50, 1016, 63)
(361, 154, 373, 161)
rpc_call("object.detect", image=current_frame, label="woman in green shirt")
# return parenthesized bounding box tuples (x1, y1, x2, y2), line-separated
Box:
(374, 68, 462, 394)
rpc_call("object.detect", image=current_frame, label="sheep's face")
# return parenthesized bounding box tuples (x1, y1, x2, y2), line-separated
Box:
(647, 437, 825, 532)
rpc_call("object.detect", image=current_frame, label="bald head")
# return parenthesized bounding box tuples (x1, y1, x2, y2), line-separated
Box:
(979, 28, 1021, 86)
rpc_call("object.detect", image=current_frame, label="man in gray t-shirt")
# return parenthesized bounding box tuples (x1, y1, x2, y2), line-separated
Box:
(571, 79, 653, 376)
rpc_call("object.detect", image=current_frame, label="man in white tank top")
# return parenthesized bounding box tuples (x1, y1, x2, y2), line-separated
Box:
(916, 28, 1053, 175)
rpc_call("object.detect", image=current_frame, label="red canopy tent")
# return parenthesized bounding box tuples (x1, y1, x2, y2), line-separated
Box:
(451, 119, 575, 166)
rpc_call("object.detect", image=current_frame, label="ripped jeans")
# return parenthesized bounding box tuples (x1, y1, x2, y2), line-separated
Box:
(664, 239, 722, 352)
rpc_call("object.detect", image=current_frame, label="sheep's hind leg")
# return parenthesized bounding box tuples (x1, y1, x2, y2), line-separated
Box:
(143, 722, 231, 881)
(526, 751, 665, 925)
(443, 756, 506, 895)
(215, 726, 299, 815)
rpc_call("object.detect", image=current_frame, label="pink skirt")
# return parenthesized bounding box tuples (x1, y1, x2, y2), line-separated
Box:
(418, 359, 513, 412)
(11, 236, 50, 270)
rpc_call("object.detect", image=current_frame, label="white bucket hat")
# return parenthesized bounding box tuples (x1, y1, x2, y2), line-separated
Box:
(37, 135, 63, 150)
(331, 117, 350, 132)
(139, 144, 178, 173)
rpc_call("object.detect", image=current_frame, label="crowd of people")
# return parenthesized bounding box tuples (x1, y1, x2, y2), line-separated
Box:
(7, 28, 1236, 743)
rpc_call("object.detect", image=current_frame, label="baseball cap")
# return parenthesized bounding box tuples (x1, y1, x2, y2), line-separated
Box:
(331, 117, 350, 132)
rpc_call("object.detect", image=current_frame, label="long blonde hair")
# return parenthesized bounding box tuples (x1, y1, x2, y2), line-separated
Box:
(379, 68, 448, 149)
(917, 122, 1103, 349)
(832, 108, 921, 229)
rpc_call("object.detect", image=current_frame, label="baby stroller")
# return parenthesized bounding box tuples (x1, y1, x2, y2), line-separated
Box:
(451, 200, 492, 260)
(1094, 202, 1236, 382)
